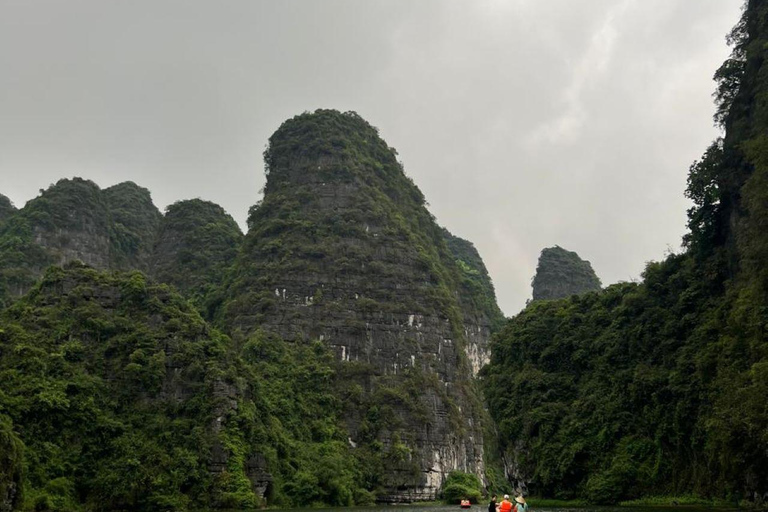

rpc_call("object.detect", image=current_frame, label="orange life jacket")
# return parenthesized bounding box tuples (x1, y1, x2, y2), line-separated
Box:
(500, 500, 513, 512)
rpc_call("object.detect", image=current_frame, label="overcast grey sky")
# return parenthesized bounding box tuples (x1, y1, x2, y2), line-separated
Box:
(0, 0, 743, 315)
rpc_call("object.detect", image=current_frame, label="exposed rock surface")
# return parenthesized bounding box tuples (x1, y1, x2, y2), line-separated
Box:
(0, 112, 504, 504)
(443, 229, 505, 374)
(28, 178, 113, 269)
(0, 178, 158, 305)
(531, 246, 601, 301)
(0, 179, 237, 308)
(222, 110, 501, 501)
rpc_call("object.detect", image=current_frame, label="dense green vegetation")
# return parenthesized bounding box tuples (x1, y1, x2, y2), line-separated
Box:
(0, 194, 16, 227)
(440, 471, 483, 504)
(103, 182, 162, 270)
(0, 415, 24, 512)
(150, 199, 242, 308)
(483, 0, 768, 505)
(231, 330, 377, 507)
(530, 246, 601, 301)
(0, 264, 390, 511)
(0, 179, 163, 309)
(443, 228, 505, 332)
(0, 110, 505, 511)
(0, 263, 230, 510)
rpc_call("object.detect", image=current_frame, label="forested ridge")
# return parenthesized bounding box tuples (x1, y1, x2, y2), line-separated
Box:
(0, 264, 380, 510)
(1, 1, 764, 509)
(483, 0, 768, 504)
(0, 111, 504, 510)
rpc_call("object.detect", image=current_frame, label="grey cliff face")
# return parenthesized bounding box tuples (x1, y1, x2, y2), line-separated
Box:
(0, 179, 162, 304)
(223, 110, 500, 501)
(0, 112, 504, 503)
(531, 245, 602, 301)
(30, 179, 113, 269)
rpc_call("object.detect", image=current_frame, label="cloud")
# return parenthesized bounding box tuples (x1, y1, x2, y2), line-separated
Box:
(0, 0, 743, 315)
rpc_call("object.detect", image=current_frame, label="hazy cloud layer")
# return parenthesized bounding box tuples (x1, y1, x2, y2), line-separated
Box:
(0, 0, 742, 315)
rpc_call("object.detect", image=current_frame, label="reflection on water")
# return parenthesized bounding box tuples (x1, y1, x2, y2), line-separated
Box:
(262, 505, 731, 512)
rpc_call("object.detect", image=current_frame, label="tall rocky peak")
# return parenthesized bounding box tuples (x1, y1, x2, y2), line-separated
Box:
(223, 109, 500, 501)
(22, 178, 114, 268)
(0, 178, 156, 306)
(531, 245, 601, 301)
(0, 178, 239, 308)
(151, 199, 243, 299)
(0, 178, 108, 304)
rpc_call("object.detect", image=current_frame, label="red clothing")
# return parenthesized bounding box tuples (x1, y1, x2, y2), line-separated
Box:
(499, 500, 513, 512)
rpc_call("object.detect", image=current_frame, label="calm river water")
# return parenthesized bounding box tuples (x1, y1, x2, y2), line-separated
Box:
(264, 505, 729, 512)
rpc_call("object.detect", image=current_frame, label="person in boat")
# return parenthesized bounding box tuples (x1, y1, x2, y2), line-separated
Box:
(514, 495, 528, 512)
(488, 494, 497, 512)
(461, 499, 472, 508)
(499, 495, 513, 512)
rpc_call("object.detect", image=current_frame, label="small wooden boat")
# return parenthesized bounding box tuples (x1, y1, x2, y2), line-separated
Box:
(460, 500, 472, 508)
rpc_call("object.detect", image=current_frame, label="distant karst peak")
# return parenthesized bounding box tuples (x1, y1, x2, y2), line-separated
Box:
(531, 245, 601, 301)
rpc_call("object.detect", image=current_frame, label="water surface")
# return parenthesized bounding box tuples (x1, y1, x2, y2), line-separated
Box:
(265, 505, 731, 512)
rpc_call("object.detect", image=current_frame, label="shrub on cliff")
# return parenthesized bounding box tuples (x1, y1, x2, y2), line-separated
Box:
(441, 471, 483, 504)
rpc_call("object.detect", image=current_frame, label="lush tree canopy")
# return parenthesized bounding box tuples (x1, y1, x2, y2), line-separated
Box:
(483, 0, 768, 504)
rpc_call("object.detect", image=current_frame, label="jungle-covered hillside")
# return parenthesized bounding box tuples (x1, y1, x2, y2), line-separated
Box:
(482, 0, 768, 504)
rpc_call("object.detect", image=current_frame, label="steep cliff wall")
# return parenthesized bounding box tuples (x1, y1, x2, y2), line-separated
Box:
(443, 229, 505, 374)
(0, 180, 237, 308)
(531, 246, 601, 301)
(0, 263, 271, 510)
(222, 110, 500, 501)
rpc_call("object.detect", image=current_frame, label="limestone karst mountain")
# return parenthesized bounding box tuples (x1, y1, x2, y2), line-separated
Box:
(531, 245, 601, 301)
(221, 109, 503, 502)
(0, 180, 242, 310)
(0, 179, 163, 306)
(0, 110, 504, 508)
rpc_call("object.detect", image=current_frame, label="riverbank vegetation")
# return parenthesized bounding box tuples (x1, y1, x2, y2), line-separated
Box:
(483, 0, 768, 506)
(441, 471, 484, 504)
